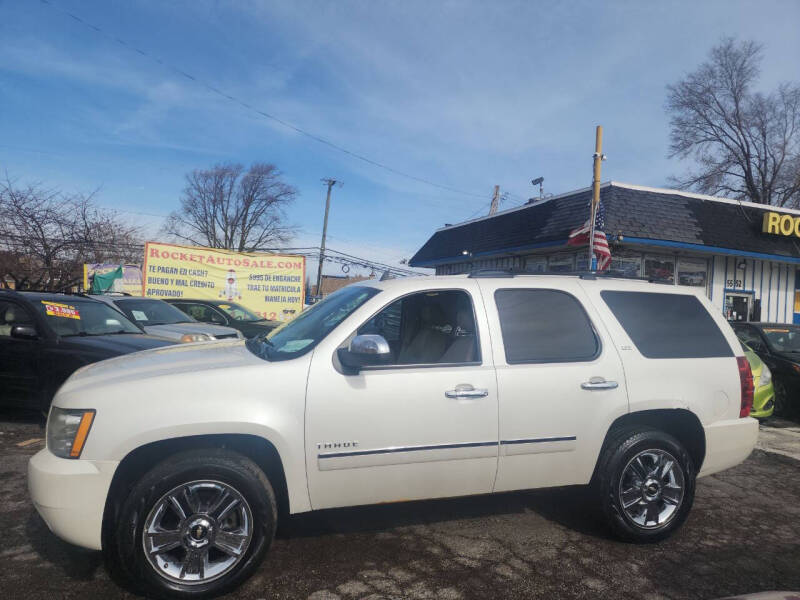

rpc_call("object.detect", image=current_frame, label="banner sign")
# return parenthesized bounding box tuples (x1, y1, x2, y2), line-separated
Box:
(142, 242, 305, 322)
(83, 264, 143, 295)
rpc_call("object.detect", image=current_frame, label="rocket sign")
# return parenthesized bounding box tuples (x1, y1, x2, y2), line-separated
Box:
(142, 242, 306, 322)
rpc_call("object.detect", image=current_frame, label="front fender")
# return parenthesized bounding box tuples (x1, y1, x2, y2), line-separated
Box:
(106, 420, 311, 514)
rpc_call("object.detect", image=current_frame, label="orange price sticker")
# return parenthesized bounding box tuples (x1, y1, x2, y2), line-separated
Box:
(41, 301, 81, 320)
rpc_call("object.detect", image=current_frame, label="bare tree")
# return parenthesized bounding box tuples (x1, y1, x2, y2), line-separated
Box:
(666, 38, 800, 206)
(0, 177, 142, 290)
(164, 163, 296, 252)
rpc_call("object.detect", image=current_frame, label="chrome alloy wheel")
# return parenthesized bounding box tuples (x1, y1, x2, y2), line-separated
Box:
(142, 480, 253, 585)
(618, 449, 684, 529)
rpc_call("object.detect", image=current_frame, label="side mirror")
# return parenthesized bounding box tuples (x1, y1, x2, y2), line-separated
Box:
(10, 325, 38, 340)
(337, 334, 392, 371)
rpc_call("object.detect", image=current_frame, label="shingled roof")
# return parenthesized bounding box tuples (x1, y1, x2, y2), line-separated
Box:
(409, 182, 800, 267)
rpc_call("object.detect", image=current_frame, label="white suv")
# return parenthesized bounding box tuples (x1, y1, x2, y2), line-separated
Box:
(28, 273, 758, 598)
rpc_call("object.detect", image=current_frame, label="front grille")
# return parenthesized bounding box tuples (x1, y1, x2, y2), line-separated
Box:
(216, 333, 239, 339)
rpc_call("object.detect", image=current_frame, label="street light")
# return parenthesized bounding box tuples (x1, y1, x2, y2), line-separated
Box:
(531, 177, 544, 200)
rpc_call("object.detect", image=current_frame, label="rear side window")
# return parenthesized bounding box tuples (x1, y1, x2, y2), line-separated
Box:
(601, 291, 732, 359)
(495, 289, 600, 363)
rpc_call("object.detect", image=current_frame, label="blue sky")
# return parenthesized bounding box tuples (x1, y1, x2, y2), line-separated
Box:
(2, 0, 799, 276)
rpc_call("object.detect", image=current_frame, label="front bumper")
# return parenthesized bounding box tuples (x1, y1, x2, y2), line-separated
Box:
(751, 395, 775, 419)
(750, 381, 775, 419)
(28, 448, 118, 550)
(698, 417, 759, 478)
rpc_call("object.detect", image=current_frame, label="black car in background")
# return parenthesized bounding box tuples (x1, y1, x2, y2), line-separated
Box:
(166, 298, 281, 338)
(731, 322, 800, 416)
(0, 291, 174, 411)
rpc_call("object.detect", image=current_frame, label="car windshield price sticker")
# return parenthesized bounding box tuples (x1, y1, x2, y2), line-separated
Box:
(41, 301, 81, 320)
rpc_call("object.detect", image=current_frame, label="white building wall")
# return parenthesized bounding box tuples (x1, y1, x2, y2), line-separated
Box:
(709, 256, 726, 313)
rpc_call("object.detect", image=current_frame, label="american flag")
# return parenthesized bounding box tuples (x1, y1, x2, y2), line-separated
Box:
(567, 199, 611, 270)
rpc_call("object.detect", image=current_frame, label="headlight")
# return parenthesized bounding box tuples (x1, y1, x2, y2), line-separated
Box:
(180, 333, 211, 343)
(47, 408, 95, 459)
(759, 363, 772, 388)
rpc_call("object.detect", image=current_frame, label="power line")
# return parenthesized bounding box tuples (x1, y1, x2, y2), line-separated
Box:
(38, 0, 487, 201)
(2, 233, 424, 277)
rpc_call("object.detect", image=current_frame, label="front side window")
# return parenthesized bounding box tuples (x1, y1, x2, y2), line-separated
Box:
(116, 298, 196, 325)
(247, 285, 380, 361)
(0, 300, 34, 337)
(733, 325, 765, 350)
(602, 291, 732, 359)
(356, 289, 480, 366)
(34, 298, 142, 336)
(215, 302, 262, 322)
(495, 289, 599, 363)
(174, 303, 225, 324)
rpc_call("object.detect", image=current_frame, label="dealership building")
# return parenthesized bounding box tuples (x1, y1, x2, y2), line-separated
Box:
(409, 182, 800, 324)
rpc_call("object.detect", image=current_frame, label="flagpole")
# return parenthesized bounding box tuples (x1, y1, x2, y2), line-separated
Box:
(589, 125, 604, 271)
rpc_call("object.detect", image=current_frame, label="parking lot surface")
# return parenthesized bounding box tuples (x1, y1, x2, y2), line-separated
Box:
(1, 411, 799, 600)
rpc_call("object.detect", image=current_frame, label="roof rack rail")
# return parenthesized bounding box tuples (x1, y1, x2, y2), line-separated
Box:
(467, 269, 516, 278)
(466, 268, 673, 284)
(0, 287, 83, 295)
(83, 291, 132, 296)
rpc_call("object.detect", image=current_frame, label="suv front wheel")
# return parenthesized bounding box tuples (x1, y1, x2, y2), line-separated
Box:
(107, 448, 277, 599)
(595, 427, 696, 543)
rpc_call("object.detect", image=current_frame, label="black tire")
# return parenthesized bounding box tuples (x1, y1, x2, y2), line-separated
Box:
(773, 379, 789, 417)
(106, 448, 277, 599)
(594, 427, 695, 543)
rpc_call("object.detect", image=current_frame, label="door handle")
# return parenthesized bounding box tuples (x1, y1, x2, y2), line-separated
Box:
(581, 377, 619, 391)
(445, 384, 489, 399)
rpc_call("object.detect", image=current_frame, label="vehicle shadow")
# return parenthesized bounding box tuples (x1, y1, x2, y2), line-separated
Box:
(280, 484, 614, 541)
(25, 512, 105, 581)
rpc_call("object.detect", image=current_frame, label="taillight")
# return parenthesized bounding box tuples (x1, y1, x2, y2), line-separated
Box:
(737, 356, 754, 418)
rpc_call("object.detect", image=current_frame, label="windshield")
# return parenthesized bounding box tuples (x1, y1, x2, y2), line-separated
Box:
(35, 299, 142, 336)
(760, 325, 800, 353)
(215, 301, 262, 322)
(115, 298, 197, 325)
(246, 285, 379, 361)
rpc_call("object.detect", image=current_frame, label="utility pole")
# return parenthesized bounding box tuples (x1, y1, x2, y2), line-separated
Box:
(316, 178, 339, 299)
(588, 126, 605, 271)
(488, 185, 501, 216)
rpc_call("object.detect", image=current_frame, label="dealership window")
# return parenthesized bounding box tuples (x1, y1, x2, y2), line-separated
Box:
(677, 258, 708, 288)
(609, 253, 642, 277)
(494, 289, 600, 363)
(643, 255, 675, 283)
(601, 291, 732, 358)
(524, 256, 547, 272)
(548, 253, 575, 272)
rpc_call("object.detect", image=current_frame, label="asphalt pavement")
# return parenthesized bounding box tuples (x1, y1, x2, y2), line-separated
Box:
(1, 411, 799, 600)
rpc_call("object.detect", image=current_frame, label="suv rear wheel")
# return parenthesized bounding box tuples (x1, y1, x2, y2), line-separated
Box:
(595, 427, 696, 542)
(107, 449, 277, 599)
